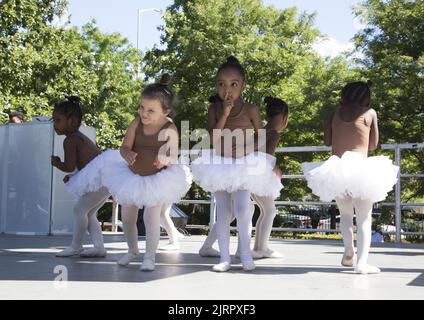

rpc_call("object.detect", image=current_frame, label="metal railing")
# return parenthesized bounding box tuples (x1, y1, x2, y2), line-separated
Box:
(108, 144, 424, 243)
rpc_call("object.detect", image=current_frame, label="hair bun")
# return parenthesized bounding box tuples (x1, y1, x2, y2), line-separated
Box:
(264, 96, 274, 105)
(366, 80, 373, 87)
(66, 96, 81, 105)
(159, 73, 171, 86)
(226, 55, 240, 65)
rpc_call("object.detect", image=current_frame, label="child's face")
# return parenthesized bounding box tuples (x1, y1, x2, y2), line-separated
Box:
(216, 68, 245, 102)
(53, 111, 74, 135)
(9, 116, 22, 124)
(139, 98, 169, 126)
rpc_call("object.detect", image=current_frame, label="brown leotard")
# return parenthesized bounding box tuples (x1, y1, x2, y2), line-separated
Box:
(331, 107, 370, 157)
(130, 118, 177, 176)
(209, 99, 260, 158)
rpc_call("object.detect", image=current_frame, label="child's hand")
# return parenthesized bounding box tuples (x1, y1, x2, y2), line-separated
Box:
(273, 165, 282, 178)
(222, 91, 233, 117)
(63, 175, 71, 183)
(123, 150, 138, 166)
(51, 156, 61, 167)
(153, 156, 171, 170)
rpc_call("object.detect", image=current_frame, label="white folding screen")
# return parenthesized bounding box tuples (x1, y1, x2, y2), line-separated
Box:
(0, 122, 96, 235)
(0, 123, 52, 234)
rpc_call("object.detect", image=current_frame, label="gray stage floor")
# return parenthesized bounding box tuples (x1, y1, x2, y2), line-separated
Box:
(0, 234, 423, 299)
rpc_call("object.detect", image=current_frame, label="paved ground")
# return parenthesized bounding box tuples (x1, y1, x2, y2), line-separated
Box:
(0, 234, 423, 299)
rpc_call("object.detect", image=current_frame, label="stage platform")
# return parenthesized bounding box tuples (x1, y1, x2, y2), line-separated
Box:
(0, 234, 423, 299)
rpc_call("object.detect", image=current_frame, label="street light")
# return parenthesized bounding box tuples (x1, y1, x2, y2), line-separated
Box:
(137, 8, 164, 51)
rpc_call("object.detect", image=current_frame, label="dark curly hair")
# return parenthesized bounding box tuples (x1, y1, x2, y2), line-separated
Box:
(54, 96, 83, 127)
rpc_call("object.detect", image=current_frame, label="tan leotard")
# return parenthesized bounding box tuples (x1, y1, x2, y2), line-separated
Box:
(209, 99, 259, 158)
(331, 107, 370, 157)
(130, 119, 176, 176)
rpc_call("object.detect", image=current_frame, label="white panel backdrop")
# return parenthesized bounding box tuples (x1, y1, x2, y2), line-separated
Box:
(0, 122, 97, 235)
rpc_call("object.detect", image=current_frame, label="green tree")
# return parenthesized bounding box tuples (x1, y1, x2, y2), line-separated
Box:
(0, 0, 143, 149)
(143, 0, 321, 129)
(143, 0, 356, 213)
(354, 0, 424, 201)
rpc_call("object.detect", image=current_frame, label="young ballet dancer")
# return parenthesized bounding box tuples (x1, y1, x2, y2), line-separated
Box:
(198, 96, 288, 259)
(302, 81, 399, 274)
(191, 56, 283, 272)
(251, 97, 288, 258)
(101, 74, 192, 271)
(51, 96, 110, 258)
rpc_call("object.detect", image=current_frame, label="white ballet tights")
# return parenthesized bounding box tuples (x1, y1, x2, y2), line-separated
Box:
(121, 203, 169, 270)
(335, 196, 380, 274)
(200, 195, 280, 258)
(214, 191, 254, 270)
(160, 204, 182, 246)
(70, 187, 110, 251)
(121, 205, 140, 255)
(251, 194, 278, 254)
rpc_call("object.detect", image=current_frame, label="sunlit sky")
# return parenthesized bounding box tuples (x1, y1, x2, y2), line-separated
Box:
(67, 0, 365, 57)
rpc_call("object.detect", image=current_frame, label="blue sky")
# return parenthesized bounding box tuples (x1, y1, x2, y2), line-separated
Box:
(67, 0, 365, 57)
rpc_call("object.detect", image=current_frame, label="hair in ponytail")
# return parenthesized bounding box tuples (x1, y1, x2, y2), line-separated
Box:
(340, 80, 372, 108)
(264, 96, 288, 121)
(142, 73, 175, 117)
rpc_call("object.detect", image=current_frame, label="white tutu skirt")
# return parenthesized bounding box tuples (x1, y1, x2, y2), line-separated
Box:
(101, 150, 192, 208)
(191, 149, 283, 198)
(66, 152, 107, 197)
(302, 151, 399, 202)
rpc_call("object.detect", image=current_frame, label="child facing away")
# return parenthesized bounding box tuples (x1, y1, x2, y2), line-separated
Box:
(302, 81, 398, 274)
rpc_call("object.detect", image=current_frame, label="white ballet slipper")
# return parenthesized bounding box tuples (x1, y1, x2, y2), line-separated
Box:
(159, 243, 180, 251)
(252, 248, 284, 259)
(56, 247, 83, 257)
(341, 252, 356, 267)
(354, 264, 381, 274)
(117, 252, 139, 266)
(199, 247, 220, 257)
(241, 260, 256, 271)
(262, 248, 284, 259)
(140, 258, 155, 271)
(212, 261, 231, 272)
(80, 247, 107, 258)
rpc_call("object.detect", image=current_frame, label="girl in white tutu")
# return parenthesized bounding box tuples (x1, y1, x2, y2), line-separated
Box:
(302, 81, 399, 274)
(199, 97, 288, 259)
(51, 96, 110, 258)
(192, 56, 282, 272)
(101, 74, 192, 271)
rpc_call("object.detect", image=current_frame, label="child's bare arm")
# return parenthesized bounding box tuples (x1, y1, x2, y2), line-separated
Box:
(368, 109, 379, 151)
(155, 126, 179, 169)
(324, 111, 334, 146)
(120, 117, 139, 165)
(51, 136, 78, 172)
(248, 105, 262, 133)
